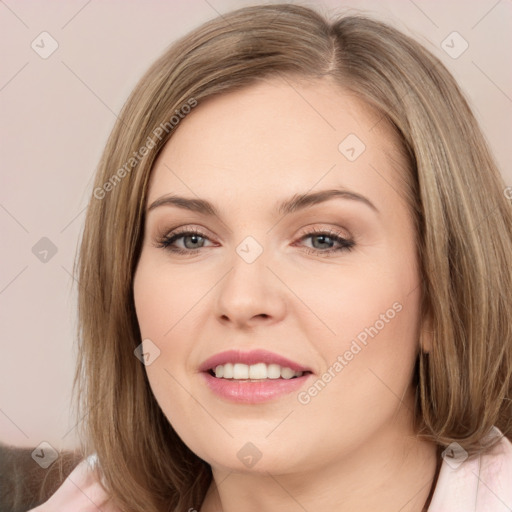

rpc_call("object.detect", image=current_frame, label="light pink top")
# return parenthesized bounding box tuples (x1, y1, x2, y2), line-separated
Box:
(28, 452, 118, 512)
(428, 427, 512, 511)
(30, 427, 512, 511)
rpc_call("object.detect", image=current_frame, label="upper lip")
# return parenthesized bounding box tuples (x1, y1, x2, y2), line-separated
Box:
(199, 349, 313, 373)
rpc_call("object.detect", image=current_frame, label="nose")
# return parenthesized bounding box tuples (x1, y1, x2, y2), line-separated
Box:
(214, 245, 287, 329)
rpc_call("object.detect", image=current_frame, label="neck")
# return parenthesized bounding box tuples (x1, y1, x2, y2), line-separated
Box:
(200, 422, 439, 512)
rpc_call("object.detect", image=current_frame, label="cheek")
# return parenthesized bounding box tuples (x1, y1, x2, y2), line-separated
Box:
(133, 259, 199, 434)
(133, 253, 205, 340)
(300, 256, 421, 422)
(296, 249, 420, 352)
(333, 273, 419, 355)
(294, 294, 421, 458)
(305, 244, 420, 381)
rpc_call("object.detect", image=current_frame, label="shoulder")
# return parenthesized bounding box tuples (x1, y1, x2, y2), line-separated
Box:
(28, 454, 122, 512)
(428, 427, 512, 512)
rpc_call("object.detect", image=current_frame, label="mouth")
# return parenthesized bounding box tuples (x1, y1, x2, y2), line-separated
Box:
(198, 349, 314, 402)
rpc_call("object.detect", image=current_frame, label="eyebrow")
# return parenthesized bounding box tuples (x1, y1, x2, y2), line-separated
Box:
(147, 188, 378, 217)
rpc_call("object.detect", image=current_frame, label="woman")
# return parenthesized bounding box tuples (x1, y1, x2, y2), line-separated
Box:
(30, 3, 512, 511)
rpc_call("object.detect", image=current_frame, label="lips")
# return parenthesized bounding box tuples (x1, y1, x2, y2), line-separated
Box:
(198, 349, 313, 374)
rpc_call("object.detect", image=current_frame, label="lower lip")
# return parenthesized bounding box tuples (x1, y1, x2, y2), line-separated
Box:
(201, 371, 312, 403)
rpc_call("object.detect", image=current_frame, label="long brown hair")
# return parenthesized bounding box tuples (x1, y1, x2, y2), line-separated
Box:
(74, 4, 512, 511)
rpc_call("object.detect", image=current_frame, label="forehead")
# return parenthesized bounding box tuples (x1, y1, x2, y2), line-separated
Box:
(147, 76, 409, 213)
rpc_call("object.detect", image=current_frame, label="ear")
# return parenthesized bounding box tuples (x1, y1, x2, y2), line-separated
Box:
(419, 308, 434, 354)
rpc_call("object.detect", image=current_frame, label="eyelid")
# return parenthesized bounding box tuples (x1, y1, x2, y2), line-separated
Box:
(296, 224, 351, 239)
(153, 223, 217, 242)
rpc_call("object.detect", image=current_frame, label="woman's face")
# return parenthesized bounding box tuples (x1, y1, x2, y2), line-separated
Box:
(133, 76, 424, 474)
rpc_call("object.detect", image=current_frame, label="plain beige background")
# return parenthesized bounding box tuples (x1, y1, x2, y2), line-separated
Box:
(1, 0, 511, 450)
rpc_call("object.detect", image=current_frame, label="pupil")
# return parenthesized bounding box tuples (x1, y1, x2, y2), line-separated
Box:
(185, 235, 202, 249)
(314, 235, 332, 249)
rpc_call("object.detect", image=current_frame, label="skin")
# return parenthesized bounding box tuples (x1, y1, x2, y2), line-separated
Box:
(133, 76, 438, 512)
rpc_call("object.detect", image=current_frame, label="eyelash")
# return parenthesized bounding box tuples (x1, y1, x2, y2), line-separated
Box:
(154, 226, 355, 257)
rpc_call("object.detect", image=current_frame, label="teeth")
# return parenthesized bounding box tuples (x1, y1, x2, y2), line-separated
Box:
(223, 363, 233, 379)
(267, 363, 281, 379)
(213, 362, 304, 380)
(233, 363, 249, 379)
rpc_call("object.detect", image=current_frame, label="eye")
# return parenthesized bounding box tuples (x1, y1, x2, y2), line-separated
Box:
(154, 226, 355, 257)
(295, 227, 355, 256)
(154, 227, 215, 255)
